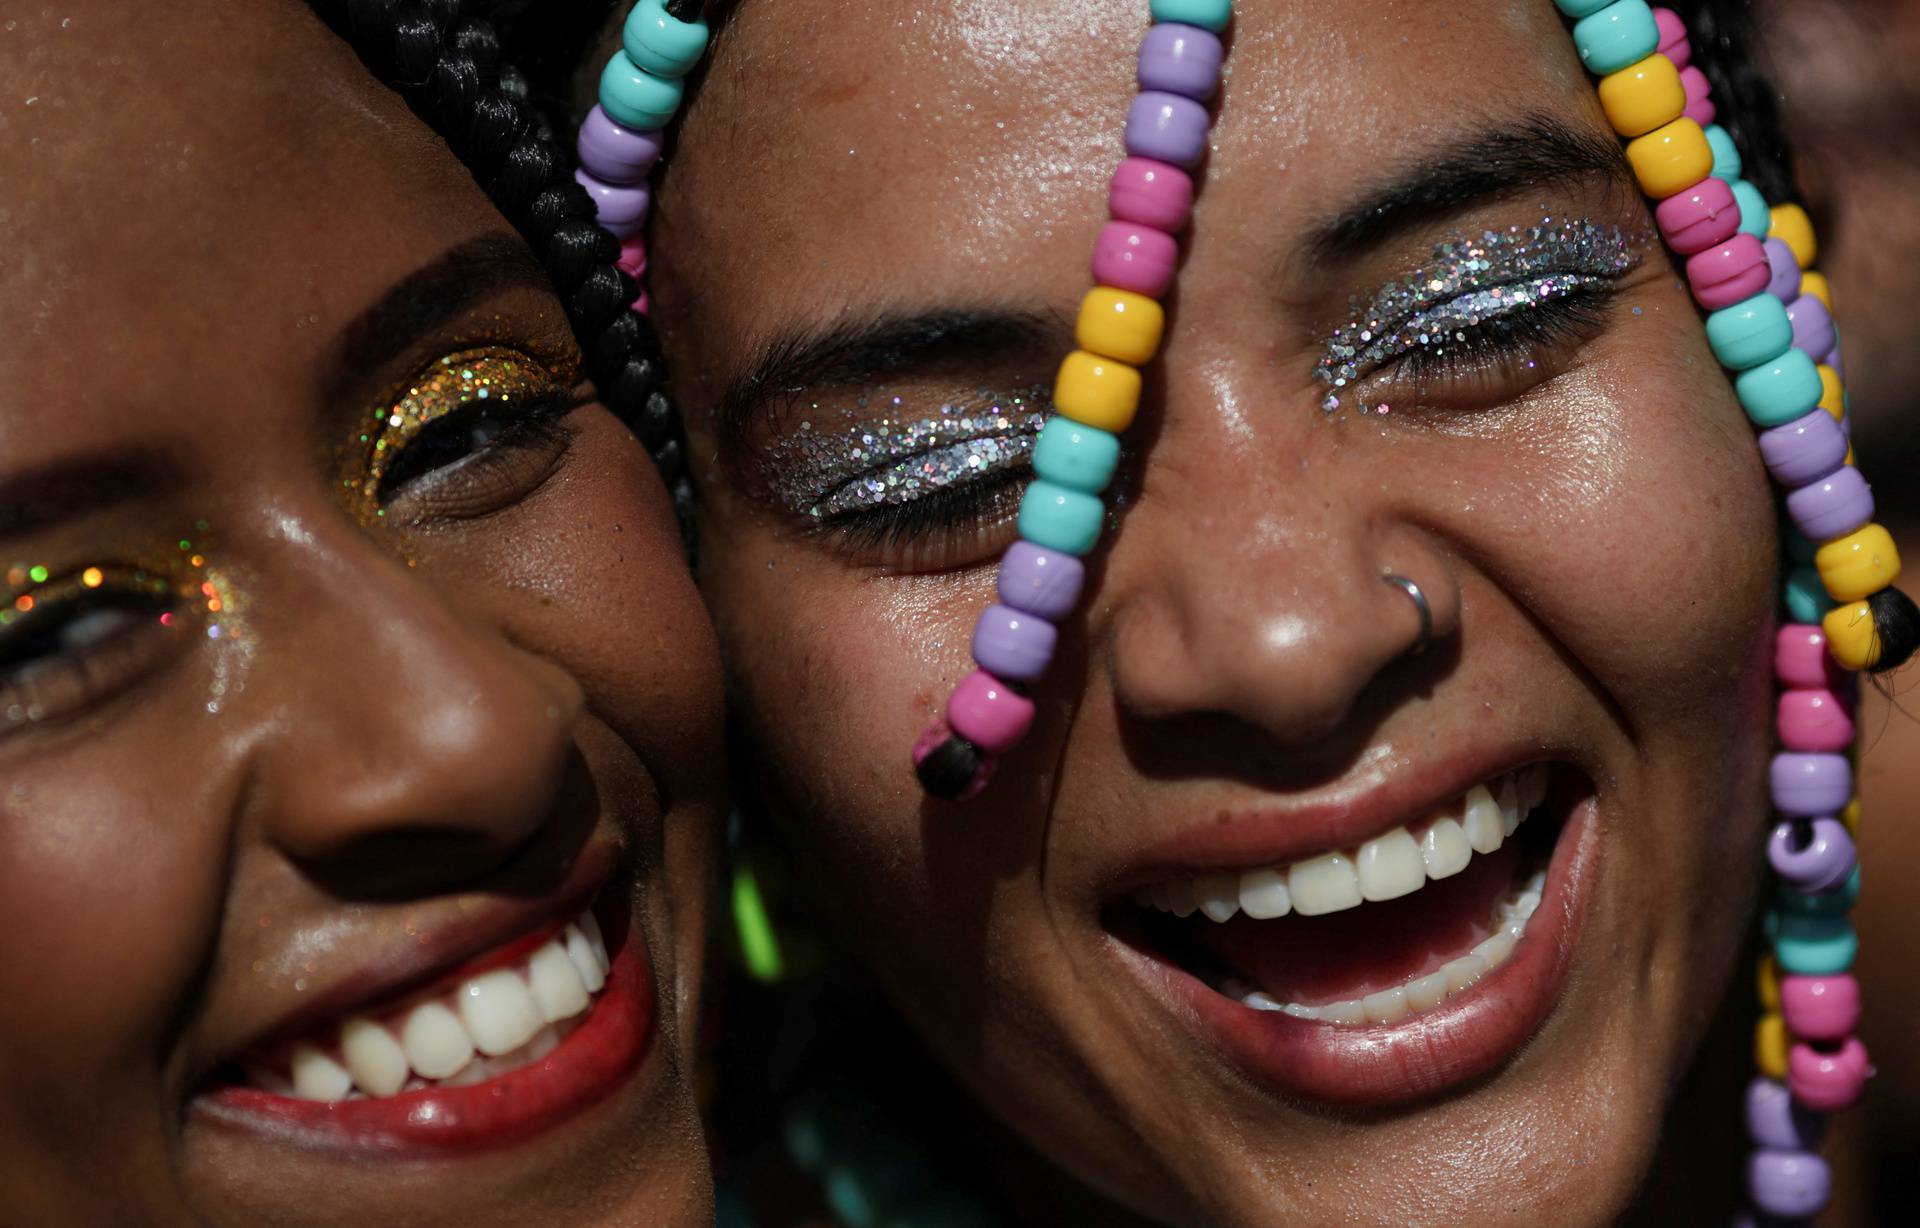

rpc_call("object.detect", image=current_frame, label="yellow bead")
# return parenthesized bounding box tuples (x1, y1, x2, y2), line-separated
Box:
(1756, 1013, 1789, 1078)
(1053, 350, 1143, 433)
(1841, 797, 1861, 836)
(1769, 203, 1818, 270)
(1816, 364, 1844, 419)
(1758, 955, 1780, 1010)
(1599, 54, 1686, 137)
(1625, 118, 1714, 199)
(1844, 443, 1855, 468)
(1816, 522, 1901, 602)
(1800, 270, 1833, 311)
(1076, 288, 1164, 366)
(1822, 600, 1882, 671)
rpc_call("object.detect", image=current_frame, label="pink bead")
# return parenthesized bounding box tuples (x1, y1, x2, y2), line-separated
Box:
(911, 725, 995, 801)
(945, 669, 1035, 754)
(1092, 221, 1180, 297)
(1780, 975, 1861, 1043)
(1687, 234, 1771, 310)
(616, 236, 648, 279)
(1787, 1036, 1872, 1112)
(1653, 7, 1690, 68)
(1680, 65, 1715, 125)
(1776, 689, 1855, 753)
(1775, 624, 1842, 690)
(1656, 177, 1741, 254)
(1109, 156, 1194, 233)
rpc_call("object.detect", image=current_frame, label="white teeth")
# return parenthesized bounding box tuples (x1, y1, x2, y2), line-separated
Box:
(1496, 775, 1521, 836)
(1355, 829, 1424, 902)
(1421, 818, 1472, 879)
(401, 1002, 476, 1081)
(459, 968, 545, 1058)
(564, 925, 608, 993)
(339, 1018, 410, 1097)
(291, 1043, 354, 1102)
(528, 939, 592, 1023)
(1404, 970, 1450, 1012)
(1238, 867, 1292, 919)
(1461, 784, 1505, 854)
(1473, 929, 1516, 968)
(1197, 874, 1241, 923)
(1320, 999, 1367, 1025)
(1244, 991, 1286, 1012)
(1288, 852, 1362, 916)
(1362, 987, 1409, 1025)
(1442, 952, 1489, 992)
(577, 912, 610, 971)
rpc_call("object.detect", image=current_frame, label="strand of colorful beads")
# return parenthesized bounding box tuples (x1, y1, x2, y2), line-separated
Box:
(1557, 2, 1898, 1221)
(913, 0, 1234, 800)
(575, 0, 711, 313)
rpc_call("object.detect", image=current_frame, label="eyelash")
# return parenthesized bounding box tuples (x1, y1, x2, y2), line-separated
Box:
(0, 570, 190, 736)
(375, 394, 577, 506)
(820, 466, 1030, 564)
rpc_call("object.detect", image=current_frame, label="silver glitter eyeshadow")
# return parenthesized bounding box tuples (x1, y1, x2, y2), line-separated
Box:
(1314, 216, 1636, 408)
(766, 387, 1049, 519)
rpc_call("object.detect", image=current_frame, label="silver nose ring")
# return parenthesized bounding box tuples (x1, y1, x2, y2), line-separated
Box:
(1382, 573, 1432, 655)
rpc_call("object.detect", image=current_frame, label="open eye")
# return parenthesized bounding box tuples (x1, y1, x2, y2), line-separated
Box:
(0, 572, 189, 732)
(375, 398, 576, 506)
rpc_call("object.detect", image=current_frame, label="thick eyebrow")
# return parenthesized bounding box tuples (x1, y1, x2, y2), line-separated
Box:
(1304, 114, 1633, 266)
(0, 449, 180, 542)
(716, 308, 1058, 445)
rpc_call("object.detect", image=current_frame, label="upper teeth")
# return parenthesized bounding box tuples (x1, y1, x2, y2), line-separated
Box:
(251, 910, 611, 1102)
(1136, 765, 1550, 923)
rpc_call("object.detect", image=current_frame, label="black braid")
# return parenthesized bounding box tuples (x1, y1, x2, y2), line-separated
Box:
(309, 0, 696, 535)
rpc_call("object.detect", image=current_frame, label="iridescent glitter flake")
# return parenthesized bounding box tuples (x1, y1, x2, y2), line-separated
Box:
(768, 387, 1050, 519)
(1314, 217, 1637, 410)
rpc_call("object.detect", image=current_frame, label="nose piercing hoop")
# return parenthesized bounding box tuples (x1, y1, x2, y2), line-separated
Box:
(1382, 572, 1432, 655)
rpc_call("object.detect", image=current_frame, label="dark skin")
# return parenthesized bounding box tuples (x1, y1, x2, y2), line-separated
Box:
(0, 2, 721, 1223)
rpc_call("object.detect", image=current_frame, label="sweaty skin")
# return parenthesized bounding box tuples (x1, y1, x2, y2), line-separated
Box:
(0, 2, 721, 1224)
(659, 1, 1776, 1224)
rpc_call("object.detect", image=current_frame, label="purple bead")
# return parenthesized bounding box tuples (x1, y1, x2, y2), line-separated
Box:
(1768, 818, 1857, 894)
(971, 603, 1058, 682)
(1757, 410, 1848, 488)
(1746, 1078, 1827, 1150)
(1823, 341, 1844, 378)
(1787, 295, 1836, 360)
(1785, 466, 1873, 543)
(997, 541, 1086, 621)
(1137, 23, 1223, 101)
(1747, 1149, 1832, 1219)
(1769, 753, 1852, 818)
(576, 105, 664, 186)
(574, 168, 650, 239)
(1732, 1215, 1813, 1228)
(1125, 90, 1211, 169)
(1763, 237, 1801, 301)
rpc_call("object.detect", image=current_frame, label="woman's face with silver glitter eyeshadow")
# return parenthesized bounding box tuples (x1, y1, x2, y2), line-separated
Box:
(662, 0, 1776, 1224)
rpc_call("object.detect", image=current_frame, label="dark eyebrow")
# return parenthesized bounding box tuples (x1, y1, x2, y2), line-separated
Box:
(0, 448, 180, 542)
(1305, 114, 1633, 266)
(716, 308, 1058, 445)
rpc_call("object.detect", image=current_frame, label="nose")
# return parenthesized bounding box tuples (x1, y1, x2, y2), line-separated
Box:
(238, 526, 586, 895)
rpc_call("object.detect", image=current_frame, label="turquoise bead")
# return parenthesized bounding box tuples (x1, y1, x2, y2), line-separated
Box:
(1554, 0, 1615, 15)
(1769, 910, 1857, 975)
(1776, 866, 1861, 918)
(1731, 178, 1771, 239)
(1573, 1, 1659, 75)
(1705, 124, 1742, 180)
(1031, 418, 1120, 494)
(1149, 0, 1233, 33)
(1782, 566, 1835, 622)
(823, 1148, 931, 1228)
(623, 0, 711, 79)
(1018, 481, 1104, 556)
(1705, 293, 1793, 370)
(1782, 524, 1819, 565)
(1736, 349, 1822, 427)
(599, 50, 684, 130)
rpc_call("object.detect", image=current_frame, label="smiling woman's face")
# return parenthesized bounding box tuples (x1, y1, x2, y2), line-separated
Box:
(0, 3, 721, 1224)
(661, 0, 1778, 1223)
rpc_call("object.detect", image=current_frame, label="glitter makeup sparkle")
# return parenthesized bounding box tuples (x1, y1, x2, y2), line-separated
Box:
(1314, 216, 1638, 410)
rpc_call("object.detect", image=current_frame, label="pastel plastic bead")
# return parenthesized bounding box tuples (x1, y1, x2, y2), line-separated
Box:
(1757, 410, 1847, 488)
(1109, 157, 1194, 232)
(1784, 526, 1820, 564)
(1747, 1149, 1832, 1219)
(1746, 1078, 1826, 1150)
(1822, 600, 1882, 671)
(1573, 1, 1660, 75)
(1555, 0, 1615, 15)
(1787, 294, 1836, 360)
(1782, 567, 1834, 624)
(1763, 237, 1801, 302)
(1799, 270, 1832, 311)
(1092, 221, 1180, 298)
(1815, 522, 1900, 602)
(577, 106, 664, 185)
(1031, 418, 1122, 494)
(1775, 689, 1855, 753)
(1788, 1036, 1870, 1113)
(1149, 0, 1232, 33)
(1759, 954, 1781, 1010)
(1017, 480, 1104, 556)
(1767, 818, 1856, 894)
(1770, 753, 1851, 818)
(1733, 349, 1822, 428)
(1125, 91, 1210, 169)
(1652, 6, 1690, 67)
(1840, 798, 1861, 838)
(1679, 64, 1715, 125)
(1815, 364, 1844, 419)
(1624, 117, 1713, 198)
(1137, 23, 1223, 100)
(616, 236, 648, 279)
(1654, 177, 1740, 253)
(1769, 202, 1818, 269)
(997, 541, 1085, 621)
(1774, 624, 1840, 690)
(622, 0, 711, 78)
(1704, 293, 1793, 370)
(1824, 340, 1845, 378)
(970, 603, 1058, 683)
(945, 669, 1034, 754)
(1755, 1012, 1789, 1078)
(1053, 350, 1143, 433)
(1731, 178, 1771, 238)
(1775, 865, 1860, 918)
(1780, 974, 1860, 1042)
(1076, 288, 1166, 366)
(599, 51, 685, 130)
(1686, 234, 1771, 310)
(1785, 467, 1872, 544)
(1703, 123, 1742, 180)
(1770, 911, 1857, 976)
(574, 169, 650, 239)
(1598, 54, 1685, 137)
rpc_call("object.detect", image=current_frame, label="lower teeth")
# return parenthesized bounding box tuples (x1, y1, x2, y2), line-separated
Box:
(1223, 868, 1547, 1026)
